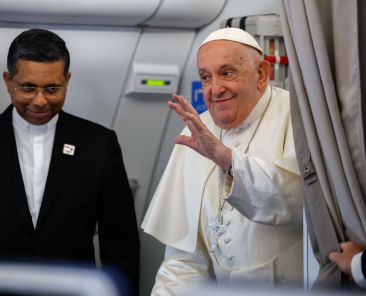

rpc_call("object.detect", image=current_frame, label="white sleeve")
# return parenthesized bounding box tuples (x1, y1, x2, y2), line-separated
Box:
(351, 252, 366, 289)
(222, 151, 303, 226)
(221, 102, 303, 226)
(151, 234, 211, 296)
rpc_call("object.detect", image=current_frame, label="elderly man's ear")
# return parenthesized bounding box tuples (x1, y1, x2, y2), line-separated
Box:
(257, 60, 271, 91)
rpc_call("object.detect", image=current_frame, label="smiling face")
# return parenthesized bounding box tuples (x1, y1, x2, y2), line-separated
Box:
(197, 40, 269, 129)
(3, 59, 71, 125)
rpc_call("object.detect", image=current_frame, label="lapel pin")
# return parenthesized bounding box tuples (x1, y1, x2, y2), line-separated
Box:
(63, 144, 75, 156)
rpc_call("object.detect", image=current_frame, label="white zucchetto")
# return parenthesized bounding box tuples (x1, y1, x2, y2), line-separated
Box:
(200, 27, 263, 55)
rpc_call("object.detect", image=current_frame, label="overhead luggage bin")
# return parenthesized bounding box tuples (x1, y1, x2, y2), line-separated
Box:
(142, 0, 226, 29)
(0, 0, 225, 28)
(0, 0, 160, 26)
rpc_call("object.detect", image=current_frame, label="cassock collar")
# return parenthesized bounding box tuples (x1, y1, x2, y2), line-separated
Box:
(12, 107, 59, 134)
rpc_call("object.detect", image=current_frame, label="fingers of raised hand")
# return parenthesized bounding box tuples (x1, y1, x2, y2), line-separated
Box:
(172, 94, 199, 116)
(168, 94, 188, 119)
(169, 94, 202, 128)
(168, 100, 185, 117)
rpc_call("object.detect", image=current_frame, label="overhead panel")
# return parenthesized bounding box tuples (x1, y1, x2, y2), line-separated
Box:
(0, 0, 159, 26)
(143, 0, 226, 29)
(0, 0, 226, 29)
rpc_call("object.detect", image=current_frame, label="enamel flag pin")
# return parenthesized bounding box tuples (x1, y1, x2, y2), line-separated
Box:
(63, 144, 75, 156)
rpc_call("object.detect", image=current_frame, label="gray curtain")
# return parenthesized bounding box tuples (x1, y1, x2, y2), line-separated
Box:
(280, 0, 366, 288)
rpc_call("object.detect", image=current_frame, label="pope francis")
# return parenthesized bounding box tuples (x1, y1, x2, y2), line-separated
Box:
(142, 27, 303, 295)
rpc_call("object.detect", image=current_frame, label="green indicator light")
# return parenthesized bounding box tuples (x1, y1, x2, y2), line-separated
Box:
(142, 79, 171, 87)
(147, 80, 165, 86)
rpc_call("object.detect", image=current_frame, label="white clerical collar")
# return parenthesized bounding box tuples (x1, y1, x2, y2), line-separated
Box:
(12, 107, 59, 133)
(230, 85, 272, 133)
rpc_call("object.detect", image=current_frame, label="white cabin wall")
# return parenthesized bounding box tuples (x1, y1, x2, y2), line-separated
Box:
(113, 28, 197, 224)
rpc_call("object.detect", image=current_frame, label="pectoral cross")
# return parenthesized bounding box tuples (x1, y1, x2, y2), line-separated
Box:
(208, 212, 227, 251)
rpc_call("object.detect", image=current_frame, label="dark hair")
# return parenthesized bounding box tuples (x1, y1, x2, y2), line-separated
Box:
(7, 28, 70, 77)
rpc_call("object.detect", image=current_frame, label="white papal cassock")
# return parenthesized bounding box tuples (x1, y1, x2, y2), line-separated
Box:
(142, 85, 303, 295)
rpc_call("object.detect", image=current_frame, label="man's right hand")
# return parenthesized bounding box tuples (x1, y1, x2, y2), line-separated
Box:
(329, 241, 364, 275)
